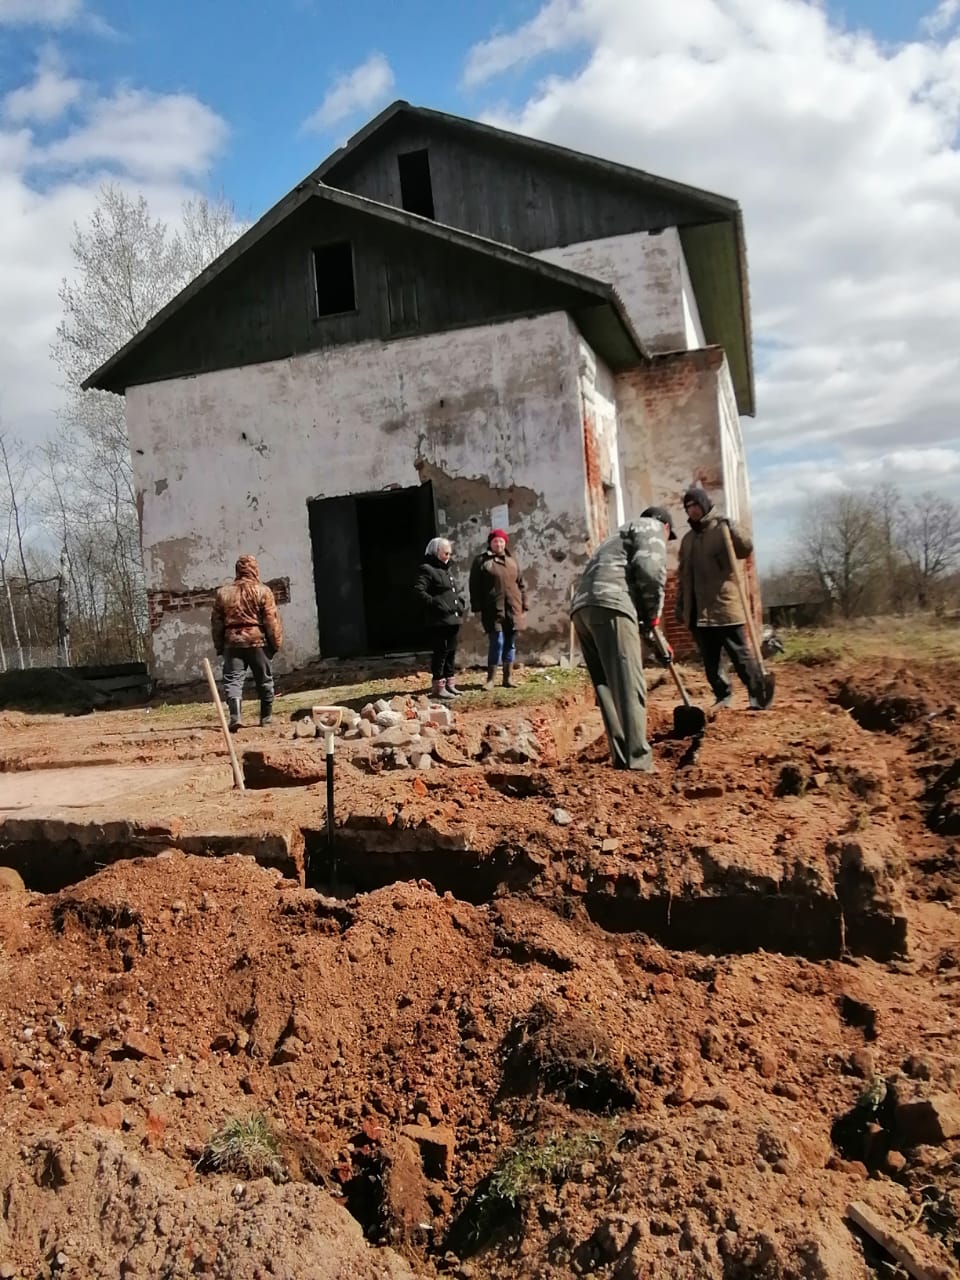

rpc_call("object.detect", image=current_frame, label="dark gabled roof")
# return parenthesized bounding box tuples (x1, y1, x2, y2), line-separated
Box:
(83, 182, 648, 394)
(311, 99, 739, 216)
(311, 101, 755, 416)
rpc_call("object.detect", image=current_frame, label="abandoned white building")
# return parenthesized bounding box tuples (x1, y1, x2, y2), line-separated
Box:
(85, 101, 756, 683)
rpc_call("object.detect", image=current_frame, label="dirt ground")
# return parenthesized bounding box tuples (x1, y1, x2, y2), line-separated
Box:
(0, 628, 958, 1279)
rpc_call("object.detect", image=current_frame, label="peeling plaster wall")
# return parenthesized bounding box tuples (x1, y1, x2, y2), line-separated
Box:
(577, 339, 622, 546)
(533, 229, 687, 351)
(127, 312, 593, 682)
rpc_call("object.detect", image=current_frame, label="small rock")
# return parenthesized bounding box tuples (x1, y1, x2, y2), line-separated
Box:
(293, 718, 318, 739)
(667, 1072, 696, 1106)
(170, 900, 186, 914)
(845, 1048, 875, 1079)
(895, 1093, 960, 1146)
(399, 1123, 455, 1179)
(699, 1089, 733, 1111)
(416, 755, 434, 772)
(357, 721, 375, 739)
(122, 1032, 163, 1062)
(0, 1262, 16, 1278)
(375, 710, 404, 729)
(377, 723, 421, 748)
(271, 1036, 304, 1066)
(359, 704, 377, 723)
(98, 1102, 124, 1130)
(601, 838, 620, 852)
(552, 808, 573, 827)
(683, 782, 726, 801)
(757, 1051, 778, 1080)
(884, 1149, 907, 1175)
(902, 1055, 932, 1081)
(774, 1082, 802, 1102)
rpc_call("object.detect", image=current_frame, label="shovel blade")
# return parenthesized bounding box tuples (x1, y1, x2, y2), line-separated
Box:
(673, 703, 706, 737)
(755, 673, 776, 708)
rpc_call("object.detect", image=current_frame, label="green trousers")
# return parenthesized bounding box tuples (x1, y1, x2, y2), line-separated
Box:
(572, 605, 653, 771)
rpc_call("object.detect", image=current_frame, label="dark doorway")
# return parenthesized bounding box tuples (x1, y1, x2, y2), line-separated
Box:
(308, 482, 437, 657)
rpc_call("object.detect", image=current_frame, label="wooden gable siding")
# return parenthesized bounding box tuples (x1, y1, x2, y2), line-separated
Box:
(322, 119, 723, 253)
(110, 199, 611, 389)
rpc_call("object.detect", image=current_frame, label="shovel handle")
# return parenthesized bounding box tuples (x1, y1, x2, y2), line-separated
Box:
(650, 624, 693, 708)
(202, 657, 245, 792)
(720, 523, 768, 676)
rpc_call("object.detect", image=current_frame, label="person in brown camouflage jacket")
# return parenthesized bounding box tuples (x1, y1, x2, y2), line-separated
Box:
(211, 554, 283, 730)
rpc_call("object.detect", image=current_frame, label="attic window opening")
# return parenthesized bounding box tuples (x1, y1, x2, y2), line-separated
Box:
(312, 241, 356, 317)
(398, 149, 435, 220)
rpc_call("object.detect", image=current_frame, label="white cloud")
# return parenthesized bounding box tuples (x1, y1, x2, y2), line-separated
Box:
(0, 60, 229, 443)
(39, 88, 228, 179)
(465, 0, 960, 563)
(0, 0, 81, 23)
(462, 0, 588, 88)
(302, 52, 394, 132)
(3, 46, 84, 123)
(923, 0, 960, 35)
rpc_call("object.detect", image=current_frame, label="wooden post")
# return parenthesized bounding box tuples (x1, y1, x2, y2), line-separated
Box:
(202, 657, 245, 792)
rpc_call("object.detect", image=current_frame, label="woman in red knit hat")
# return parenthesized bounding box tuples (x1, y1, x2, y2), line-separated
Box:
(469, 529, 528, 690)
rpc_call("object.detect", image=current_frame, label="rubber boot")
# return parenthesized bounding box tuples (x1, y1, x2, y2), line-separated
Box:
(227, 697, 243, 732)
(431, 678, 445, 698)
(502, 661, 514, 688)
(437, 678, 455, 701)
(259, 697, 274, 726)
(444, 676, 462, 697)
(484, 665, 496, 692)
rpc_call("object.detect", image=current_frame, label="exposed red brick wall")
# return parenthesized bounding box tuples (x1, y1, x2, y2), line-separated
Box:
(147, 578, 290, 632)
(661, 572, 696, 657)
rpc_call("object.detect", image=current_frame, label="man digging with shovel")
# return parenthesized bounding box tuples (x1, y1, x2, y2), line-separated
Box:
(676, 487, 772, 710)
(571, 508, 691, 772)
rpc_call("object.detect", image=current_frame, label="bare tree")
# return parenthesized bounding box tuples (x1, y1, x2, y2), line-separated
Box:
(49, 184, 240, 661)
(897, 491, 960, 610)
(800, 492, 885, 618)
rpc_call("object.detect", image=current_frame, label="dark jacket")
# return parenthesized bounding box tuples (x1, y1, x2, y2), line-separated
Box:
(211, 555, 283, 654)
(676, 514, 753, 629)
(570, 518, 667, 626)
(469, 551, 527, 633)
(414, 555, 465, 628)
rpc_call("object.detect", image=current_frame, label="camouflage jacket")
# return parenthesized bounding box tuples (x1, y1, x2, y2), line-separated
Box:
(211, 556, 283, 654)
(676, 514, 752, 629)
(570, 519, 667, 626)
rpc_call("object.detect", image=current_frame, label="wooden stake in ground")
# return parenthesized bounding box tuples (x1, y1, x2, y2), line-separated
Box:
(202, 657, 245, 792)
(847, 1201, 953, 1280)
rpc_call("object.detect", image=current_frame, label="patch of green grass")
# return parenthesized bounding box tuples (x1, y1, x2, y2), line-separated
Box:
(483, 1126, 615, 1206)
(201, 1113, 286, 1182)
(780, 616, 960, 667)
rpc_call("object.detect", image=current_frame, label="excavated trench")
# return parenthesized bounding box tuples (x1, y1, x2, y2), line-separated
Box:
(0, 809, 907, 962)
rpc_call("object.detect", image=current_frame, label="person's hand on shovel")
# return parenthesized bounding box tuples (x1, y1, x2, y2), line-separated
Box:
(644, 620, 674, 666)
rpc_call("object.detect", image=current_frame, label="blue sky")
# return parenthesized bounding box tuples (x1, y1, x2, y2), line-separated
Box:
(1, 0, 959, 564)
(0, 0, 935, 216)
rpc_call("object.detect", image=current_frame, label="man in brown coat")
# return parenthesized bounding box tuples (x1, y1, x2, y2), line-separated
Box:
(676, 487, 764, 709)
(211, 554, 283, 730)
